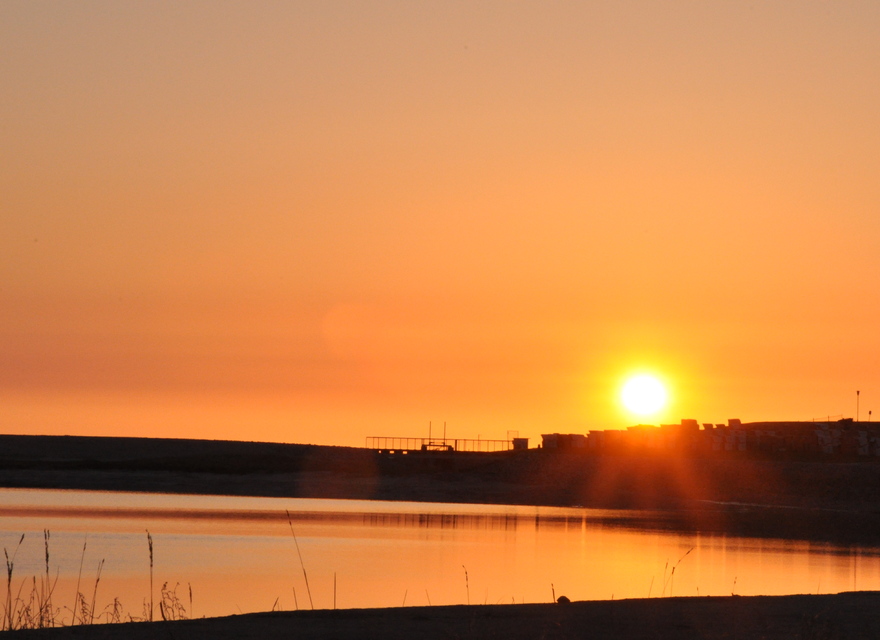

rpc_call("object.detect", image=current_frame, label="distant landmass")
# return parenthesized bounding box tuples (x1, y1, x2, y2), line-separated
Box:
(1, 432, 879, 544)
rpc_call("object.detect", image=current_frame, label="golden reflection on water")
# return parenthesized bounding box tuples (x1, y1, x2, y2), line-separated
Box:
(0, 489, 878, 619)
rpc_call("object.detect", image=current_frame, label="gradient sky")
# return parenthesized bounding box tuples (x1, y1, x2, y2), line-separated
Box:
(3, 2, 879, 446)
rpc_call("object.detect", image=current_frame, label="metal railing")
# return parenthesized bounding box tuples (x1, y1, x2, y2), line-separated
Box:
(366, 436, 513, 453)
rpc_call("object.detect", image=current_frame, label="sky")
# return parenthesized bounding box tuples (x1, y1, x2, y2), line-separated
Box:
(2, 1, 879, 447)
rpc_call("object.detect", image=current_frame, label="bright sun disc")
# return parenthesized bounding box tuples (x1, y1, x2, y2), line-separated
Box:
(621, 374, 668, 416)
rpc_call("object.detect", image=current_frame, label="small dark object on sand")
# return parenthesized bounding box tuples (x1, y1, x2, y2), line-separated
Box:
(557, 596, 570, 604)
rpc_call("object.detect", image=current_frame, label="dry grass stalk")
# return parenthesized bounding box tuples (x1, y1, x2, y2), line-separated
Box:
(38, 529, 58, 627)
(71, 537, 87, 624)
(147, 530, 154, 622)
(159, 582, 190, 621)
(285, 510, 313, 610)
(3, 532, 63, 630)
(662, 547, 694, 597)
(4, 534, 25, 630)
(88, 559, 105, 625)
(0, 529, 195, 630)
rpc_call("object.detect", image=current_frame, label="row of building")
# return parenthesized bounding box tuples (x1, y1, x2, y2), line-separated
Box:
(541, 418, 880, 458)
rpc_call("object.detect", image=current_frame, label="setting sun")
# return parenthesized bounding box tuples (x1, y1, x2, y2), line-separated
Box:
(621, 374, 669, 417)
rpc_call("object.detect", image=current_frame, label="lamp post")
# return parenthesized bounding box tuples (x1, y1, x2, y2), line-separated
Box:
(857, 390, 860, 422)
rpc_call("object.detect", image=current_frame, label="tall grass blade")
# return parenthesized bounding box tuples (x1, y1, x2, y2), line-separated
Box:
(146, 531, 154, 622)
(4, 534, 25, 630)
(73, 537, 87, 625)
(663, 547, 694, 597)
(285, 510, 313, 610)
(41, 530, 51, 627)
(89, 559, 104, 625)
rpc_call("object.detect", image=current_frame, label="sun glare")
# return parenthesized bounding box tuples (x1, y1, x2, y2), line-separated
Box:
(621, 374, 668, 417)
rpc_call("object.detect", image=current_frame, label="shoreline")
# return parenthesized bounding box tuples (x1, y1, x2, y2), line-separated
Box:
(8, 592, 880, 639)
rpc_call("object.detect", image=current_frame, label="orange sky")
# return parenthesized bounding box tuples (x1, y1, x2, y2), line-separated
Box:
(3, 2, 879, 446)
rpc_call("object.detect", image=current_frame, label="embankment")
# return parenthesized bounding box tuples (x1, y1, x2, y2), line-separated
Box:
(2, 434, 880, 543)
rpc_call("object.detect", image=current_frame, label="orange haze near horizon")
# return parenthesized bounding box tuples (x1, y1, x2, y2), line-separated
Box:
(3, 2, 879, 446)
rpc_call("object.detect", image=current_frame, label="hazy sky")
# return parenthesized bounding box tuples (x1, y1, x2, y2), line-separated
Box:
(3, 1, 879, 446)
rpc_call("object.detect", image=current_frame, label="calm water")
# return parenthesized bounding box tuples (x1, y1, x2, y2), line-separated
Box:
(1, 489, 878, 621)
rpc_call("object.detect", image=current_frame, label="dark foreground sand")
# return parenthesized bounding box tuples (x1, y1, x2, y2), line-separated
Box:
(7, 592, 880, 639)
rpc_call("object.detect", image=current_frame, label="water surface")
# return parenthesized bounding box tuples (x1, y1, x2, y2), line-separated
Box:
(1, 489, 877, 621)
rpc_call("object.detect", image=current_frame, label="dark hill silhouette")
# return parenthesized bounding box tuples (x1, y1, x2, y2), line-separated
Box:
(2, 434, 880, 544)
